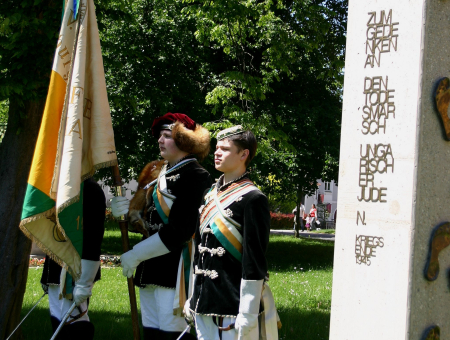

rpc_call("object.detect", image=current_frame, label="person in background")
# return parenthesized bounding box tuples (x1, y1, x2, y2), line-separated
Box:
(309, 204, 317, 230)
(292, 203, 305, 232)
(305, 213, 311, 231)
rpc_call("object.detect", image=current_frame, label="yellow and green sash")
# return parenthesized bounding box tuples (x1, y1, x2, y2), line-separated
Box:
(173, 237, 195, 316)
(152, 159, 196, 223)
(149, 159, 197, 315)
(152, 180, 175, 224)
(199, 179, 259, 262)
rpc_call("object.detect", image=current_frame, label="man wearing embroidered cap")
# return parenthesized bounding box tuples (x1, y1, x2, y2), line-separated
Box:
(185, 126, 279, 339)
(111, 112, 212, 340)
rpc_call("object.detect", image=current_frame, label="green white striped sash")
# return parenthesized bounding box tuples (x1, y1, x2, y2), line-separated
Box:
(152, 159, 196, 223)
(199, 180, 259, 262)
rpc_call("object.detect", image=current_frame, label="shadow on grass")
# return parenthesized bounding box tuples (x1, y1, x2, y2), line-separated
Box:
(278, 308, 330, 340)
(267, 235, 334, 340)
(22, 235, 334, 340)
(20, 306, 326, 340)
(20, 306, 144, 340)
(267, 235, 334, 272)
(17, 307, 51, 340)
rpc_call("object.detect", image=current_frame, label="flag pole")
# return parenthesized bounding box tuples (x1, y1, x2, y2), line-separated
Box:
(111, 164, 141, 340)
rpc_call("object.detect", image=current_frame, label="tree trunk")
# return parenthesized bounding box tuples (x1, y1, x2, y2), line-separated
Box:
(294, 187, 302, 238)
(0, 98, 46, 340)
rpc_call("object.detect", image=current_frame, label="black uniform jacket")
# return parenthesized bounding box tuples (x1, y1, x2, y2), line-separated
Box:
(41, 178, 106, 285)
(134, 159, 212, 289)
(189, 174, 270, 317)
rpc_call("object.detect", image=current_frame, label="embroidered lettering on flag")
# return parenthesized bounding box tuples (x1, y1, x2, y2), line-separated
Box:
(20, 0, 117, 293)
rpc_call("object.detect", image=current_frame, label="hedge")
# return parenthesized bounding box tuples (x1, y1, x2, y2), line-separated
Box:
(270, 212, 295, 230)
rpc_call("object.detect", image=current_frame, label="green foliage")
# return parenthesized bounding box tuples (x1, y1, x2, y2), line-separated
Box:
(1, 0, 347, 199)
(0, 0, 62, 104)
(0, 100, 8, 142)
(94, 0, 219, 180)
(268, 195, 296, 213)
(181, 0, 347, 202)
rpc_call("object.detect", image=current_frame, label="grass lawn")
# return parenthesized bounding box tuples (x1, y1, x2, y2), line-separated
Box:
(21, 233, 334, 340)
(20, 267, 143, 340)
(100, 220, 142, 255)
(267, 235, 334, 340)
(309, 229, 335, 234)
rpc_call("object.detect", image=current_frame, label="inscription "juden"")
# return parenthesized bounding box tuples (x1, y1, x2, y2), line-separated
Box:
(362, 76, 395, 134)
(365, 9, 399, 68)
(358, 144, 394, 203)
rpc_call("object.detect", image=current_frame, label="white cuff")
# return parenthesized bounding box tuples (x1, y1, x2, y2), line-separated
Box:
(77, 259, 100, 287)
(239, 279, 263, 314)
(74, 260, 100, 305)
(132, 232, 170, 262)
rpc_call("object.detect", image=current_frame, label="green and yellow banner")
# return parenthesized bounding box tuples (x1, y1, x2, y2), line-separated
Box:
(20, 0, 117, 283)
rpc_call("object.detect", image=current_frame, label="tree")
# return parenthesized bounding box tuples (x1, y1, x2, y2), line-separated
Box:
(0, 0, 62, 337)
(95, 0, 347, 189)
(95, 0, 219, 181)
(183, 0, 347, 209)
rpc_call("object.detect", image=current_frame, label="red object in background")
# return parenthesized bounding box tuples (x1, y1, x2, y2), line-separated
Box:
(326, 203, 331, 213)
(270, 212, 294, 229)
(151, 112, 196, 136)
(319, 194, 324, 203)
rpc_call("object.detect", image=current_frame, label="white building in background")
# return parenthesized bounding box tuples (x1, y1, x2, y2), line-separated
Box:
(304, 179, 338, 228)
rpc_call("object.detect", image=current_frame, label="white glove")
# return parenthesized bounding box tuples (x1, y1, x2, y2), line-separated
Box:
(73, 259, 100, 306)
(111, 196, 130, 217)
(235, 279, 264, 338)
(183, 298, 194, 325)
(235, 313, 258, 339)
(121, 233, 170, 278)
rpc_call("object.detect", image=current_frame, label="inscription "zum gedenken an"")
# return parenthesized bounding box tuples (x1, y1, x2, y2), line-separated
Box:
(365, 9, 399, 68)
(362, 76, 395, 134)
(358, 144, 394, 203)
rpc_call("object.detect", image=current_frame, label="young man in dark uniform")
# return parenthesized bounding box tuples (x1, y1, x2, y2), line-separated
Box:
(40, 178, 106, 340)
(185, 126, 277, 340)
(111, 113, 212, 340)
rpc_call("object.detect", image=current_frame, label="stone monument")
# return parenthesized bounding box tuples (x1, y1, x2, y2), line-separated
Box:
(330, 1, 450, 339)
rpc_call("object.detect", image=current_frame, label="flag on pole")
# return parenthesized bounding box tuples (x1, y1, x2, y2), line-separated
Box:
(20, 0, 117, 290)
